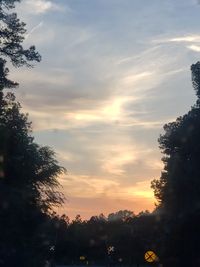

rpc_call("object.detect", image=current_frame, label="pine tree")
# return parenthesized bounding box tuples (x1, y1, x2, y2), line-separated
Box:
(0, 1, 65, 266)
(0, 0, 41, 180)
(151, 62, 200, 266)
(0, 0, 41, 67)
(0, 91, 65, 266)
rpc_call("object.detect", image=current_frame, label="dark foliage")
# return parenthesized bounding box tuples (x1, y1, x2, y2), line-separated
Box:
(151, 62, 200, 266)
(0, 91, 66, 266)
(47, 211, 160, 266)
(0, 0, 41, 67)
(0, 1, 64, 266)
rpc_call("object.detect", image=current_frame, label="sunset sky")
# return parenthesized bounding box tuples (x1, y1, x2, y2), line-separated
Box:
(11, 0, 200, 219)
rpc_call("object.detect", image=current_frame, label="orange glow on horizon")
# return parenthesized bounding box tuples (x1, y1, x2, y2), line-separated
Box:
(57, 194, 156, 220)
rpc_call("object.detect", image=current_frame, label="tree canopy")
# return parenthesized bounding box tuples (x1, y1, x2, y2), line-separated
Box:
(0, 0, 41, 68)
(152, 62, 200, 216)
(0, 91, 66, 265)
(0, 1, 65, 265)
(151, 62, 200, 266)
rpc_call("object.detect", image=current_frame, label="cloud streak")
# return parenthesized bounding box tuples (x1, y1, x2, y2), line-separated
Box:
(187, 44, 200, 52)
(25, 21, 43, 40)
(154, 35, 200, 43)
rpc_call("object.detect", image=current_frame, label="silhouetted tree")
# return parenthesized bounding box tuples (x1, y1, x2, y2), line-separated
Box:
(0, 0, 41, 68)
(0, 0, 41, 181)
(151, 62, 200, 266)
(0, 1, 65, 266)
(0, 59, 18, 177)
(0, 92, 65, 266)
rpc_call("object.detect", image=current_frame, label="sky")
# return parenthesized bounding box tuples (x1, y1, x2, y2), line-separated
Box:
(10, 0, 200, 219)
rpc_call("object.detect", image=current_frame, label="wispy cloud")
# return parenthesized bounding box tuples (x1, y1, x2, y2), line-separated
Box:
(60, 174, 119, 198)
(121, 72, 153, 85)
(60, 173, 154, 202)
(153, 34, 200, 53)
(187, 44, 200, 52)
(153, 35, 200, 44)
(25, 0, 66, 14)
(100, 145, 153, 176)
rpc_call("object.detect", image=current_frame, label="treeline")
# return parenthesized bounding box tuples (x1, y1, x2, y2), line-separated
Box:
(48, 210, 160, 266)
